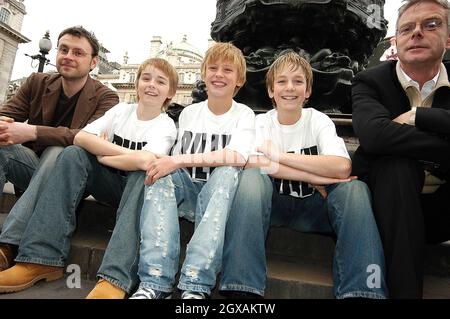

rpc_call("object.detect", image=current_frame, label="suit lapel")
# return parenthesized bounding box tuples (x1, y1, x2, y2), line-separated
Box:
(432, 88, 450, 110)
(71, 76, 95, 128)
(433, 63, 450, 110)
(41, 77, 62, 125)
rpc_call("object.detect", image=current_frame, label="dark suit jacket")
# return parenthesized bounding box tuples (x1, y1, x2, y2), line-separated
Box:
(351, 61, 450, 177)
(0, 72, 119, 152)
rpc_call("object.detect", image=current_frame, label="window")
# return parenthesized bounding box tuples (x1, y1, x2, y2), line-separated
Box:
(0, 8, 11, 24)
(129, 94, 137, 103)
(179, 73, 185, 83)
(129, 73, 135, 83)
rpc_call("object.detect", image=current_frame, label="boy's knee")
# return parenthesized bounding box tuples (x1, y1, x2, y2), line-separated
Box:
(127, 170, 146, 184)
(213, 166, 240, 178)
(148, 175, 174, 190)
(61, 145, 88, 159)
(339, 179, 370, 195)
(237, 169, 272, 196)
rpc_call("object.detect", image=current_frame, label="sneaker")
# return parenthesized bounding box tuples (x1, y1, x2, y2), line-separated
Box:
(130, 287, 172, 299)
(181, 290, 208, 299)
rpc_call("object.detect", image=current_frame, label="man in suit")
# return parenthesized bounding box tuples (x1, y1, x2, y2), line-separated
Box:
(352, 0, 450, 298)
(0, 26, 119, 272)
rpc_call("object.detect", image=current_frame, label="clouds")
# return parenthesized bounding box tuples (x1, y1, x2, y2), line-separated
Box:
(11, 0, 402, 80)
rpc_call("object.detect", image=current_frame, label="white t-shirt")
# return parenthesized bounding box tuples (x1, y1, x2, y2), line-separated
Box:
(83, 102, 177, 155)
(255, 108, 349, 198)
(171, 100, 255, 181)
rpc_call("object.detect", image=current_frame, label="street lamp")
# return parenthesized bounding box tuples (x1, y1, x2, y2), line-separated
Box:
(26, 31, 52, 72)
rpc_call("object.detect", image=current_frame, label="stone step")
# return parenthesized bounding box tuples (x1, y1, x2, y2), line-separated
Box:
(2, 192, 450, 299)
(0, 257, 448, 299)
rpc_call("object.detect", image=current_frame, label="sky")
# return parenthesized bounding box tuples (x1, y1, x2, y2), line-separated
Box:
(11, 0, 403, 80)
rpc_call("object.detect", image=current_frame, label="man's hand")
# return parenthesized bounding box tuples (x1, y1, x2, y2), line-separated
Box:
(0, 116, 14, 123)
(145, 156, 180, 185)
(393, 110, 413, 125)
(0, 122, 37, 146)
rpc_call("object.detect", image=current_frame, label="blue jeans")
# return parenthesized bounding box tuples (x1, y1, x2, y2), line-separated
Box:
(14, 146, 126, 266)
(136, 167, 241, 295)
(221, 170, 387, 299)
(97, 171, 146, 293)
(0, 145, 64, 245)
(219, 168, 273, 296)
(271, 180, 387, 299)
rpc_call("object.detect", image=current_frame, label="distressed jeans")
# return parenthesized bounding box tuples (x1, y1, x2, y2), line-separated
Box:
(136, 167, 241, 295)
(0, 145, 64, 245)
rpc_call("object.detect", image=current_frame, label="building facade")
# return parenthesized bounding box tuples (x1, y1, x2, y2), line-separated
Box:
(0, 0, 29, 103)
(98, 35, 204, 106)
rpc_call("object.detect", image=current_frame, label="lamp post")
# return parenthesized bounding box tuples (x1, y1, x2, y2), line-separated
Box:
(26, 31, 52, 73)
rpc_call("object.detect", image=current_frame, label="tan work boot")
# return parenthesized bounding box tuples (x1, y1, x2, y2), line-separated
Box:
(0, 262, 63, 293)
(86, 279, 126, 299)
(0, 244, 16, 272)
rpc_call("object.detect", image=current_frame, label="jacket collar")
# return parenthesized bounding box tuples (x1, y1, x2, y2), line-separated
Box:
(41, 75, 62, 125)
(71, 76, 96, 128)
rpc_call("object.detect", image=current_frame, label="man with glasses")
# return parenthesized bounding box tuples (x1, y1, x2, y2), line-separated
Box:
(0, 26, 118, 272)
(352, 0, 450, 298)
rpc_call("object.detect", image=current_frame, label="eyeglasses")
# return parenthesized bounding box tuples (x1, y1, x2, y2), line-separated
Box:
(57, 46, 92, 58)
(397, 18, 444, 37)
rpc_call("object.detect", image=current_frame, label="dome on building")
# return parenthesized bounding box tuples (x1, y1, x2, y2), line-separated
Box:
(157, 35, 203, 63)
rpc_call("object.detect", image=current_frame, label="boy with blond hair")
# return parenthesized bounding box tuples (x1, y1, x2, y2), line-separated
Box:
(227, 51, 388, 299)
(129, 42, 255, 299)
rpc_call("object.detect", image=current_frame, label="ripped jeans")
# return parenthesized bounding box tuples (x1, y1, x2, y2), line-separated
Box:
(136, 167, 241, 295)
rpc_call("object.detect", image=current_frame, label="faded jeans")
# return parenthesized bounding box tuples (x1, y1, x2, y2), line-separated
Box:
(14, 146, 126, 268)
(0, 145, 64, 245)
(136, 167, 241, 295)
(221, 170, 388, 299)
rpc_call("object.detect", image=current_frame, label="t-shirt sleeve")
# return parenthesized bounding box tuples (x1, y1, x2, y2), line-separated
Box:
(142, 118, 178, 155)
(225, 109, 256, 161)
(315, 113, 350, 159)
(82, 104, 120, 139)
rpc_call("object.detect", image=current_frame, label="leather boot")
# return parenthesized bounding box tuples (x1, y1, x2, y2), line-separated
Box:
(0, 262, 63, 293)
(86, 279, 126, 299)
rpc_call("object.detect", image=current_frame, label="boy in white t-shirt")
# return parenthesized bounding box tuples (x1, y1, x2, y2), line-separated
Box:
(0, 58, 178, 296)
(129, 42, 255, 299)
(228, 51, 388, 298)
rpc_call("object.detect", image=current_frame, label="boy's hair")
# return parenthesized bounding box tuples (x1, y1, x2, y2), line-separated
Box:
(57, 26, 100, 57)
(201, 42, 247, 96)
(266, 51, 313, 107)
(135, 58, 179, 110)
(397, 0, 450, 29)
